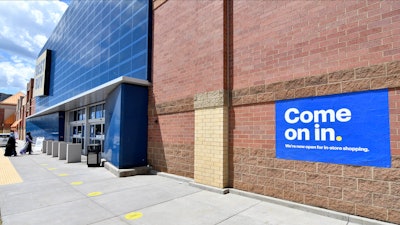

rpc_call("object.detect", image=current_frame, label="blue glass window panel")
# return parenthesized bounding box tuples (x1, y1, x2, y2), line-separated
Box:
(96, 104, 103, 118)
(35, 0, 150, 110)
(120, 32, 132, 48)
(110, 42, 119, 56)
(131, 37, 147, 54)
(109, 54, 119, 68)
(109, 67, 119, 80)
(128, 67, 147, 80)
(119, 46, 131, 62)
(119, 61, 131, 76)
(26, 112, 65, 141)
(131, 52, 147, 71)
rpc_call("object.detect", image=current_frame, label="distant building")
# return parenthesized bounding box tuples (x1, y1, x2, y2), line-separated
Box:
(14, 79, 35, 140)
(0, 93, 11, 102)
(0, 92, 24, 134)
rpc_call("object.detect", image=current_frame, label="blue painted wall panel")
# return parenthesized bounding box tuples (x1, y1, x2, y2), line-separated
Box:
(120, 84, 148, 168)
(104, 86, 122, 167)
(104, 84, 148, 169)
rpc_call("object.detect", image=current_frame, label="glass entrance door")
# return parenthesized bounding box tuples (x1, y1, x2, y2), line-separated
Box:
(68, 104, 104, 156)
(71, 124, 85, 153)
(89, 123, 104, 152)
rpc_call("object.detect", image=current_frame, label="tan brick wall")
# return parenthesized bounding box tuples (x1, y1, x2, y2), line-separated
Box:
(193, 90, 228, 188)
(194, 106, 228, 188)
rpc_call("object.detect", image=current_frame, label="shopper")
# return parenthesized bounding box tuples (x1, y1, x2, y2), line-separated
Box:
(26, 132, 33, 154)
(4, 132, 17, 157)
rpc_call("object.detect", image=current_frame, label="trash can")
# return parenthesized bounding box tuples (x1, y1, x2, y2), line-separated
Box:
(87, 144, 101, 167)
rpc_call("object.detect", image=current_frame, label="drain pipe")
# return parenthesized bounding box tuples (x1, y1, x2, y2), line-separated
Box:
(224, 0, 233, 188)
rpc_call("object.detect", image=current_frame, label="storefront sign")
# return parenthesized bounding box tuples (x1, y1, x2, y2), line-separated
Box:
(33, 49, 51, 97)
(276, 89, 390, 168)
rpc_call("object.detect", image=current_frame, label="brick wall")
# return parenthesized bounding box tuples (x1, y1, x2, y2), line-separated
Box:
(152, 0, 224, 103)
(0, 108, 4, 132)
(231, 1, 400, 223)
(233, 0, 400, 90)
(148, 108, 194, 178)
(152, 0, 400, 223)
(150, 0, 225, 178)
(229, 98, 400, 223)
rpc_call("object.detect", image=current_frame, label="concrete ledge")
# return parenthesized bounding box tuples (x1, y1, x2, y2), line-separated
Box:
(189, 182, 229, 195)
(155, 171, 193, 183)
(229, 189, 395, 225)
(154, 172, 229, 194)
(104, 162, 151, 177)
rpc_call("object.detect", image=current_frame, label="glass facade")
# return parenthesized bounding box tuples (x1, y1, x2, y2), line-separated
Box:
(26, 112, 65, 141)
(27, 0, 151, 169)
(35, 0, 151, 112)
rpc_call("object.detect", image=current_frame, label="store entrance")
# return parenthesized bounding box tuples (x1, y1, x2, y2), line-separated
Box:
(71, 123, 85, 154)
(68, 103, 105, 155)
(89, 123, 104, 151)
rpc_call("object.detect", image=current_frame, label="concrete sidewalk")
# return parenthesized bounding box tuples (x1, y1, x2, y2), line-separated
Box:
(0, 142, 396, 225)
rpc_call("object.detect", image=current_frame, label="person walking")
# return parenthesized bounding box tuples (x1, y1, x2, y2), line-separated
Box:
(26, 132, 33, 154)
(4, 131, 17, 157)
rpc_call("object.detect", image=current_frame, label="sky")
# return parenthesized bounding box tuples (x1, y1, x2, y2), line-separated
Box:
(0, 0, 70, 95)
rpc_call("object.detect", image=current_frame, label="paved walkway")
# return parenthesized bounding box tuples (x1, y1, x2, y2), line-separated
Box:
(0, 150, 22, 185)
(0, 141, 396, 225)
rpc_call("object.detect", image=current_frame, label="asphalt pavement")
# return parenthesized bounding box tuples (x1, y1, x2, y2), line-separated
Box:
(0, 140, 396, 225)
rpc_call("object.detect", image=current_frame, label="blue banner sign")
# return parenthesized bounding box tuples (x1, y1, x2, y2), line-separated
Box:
(276, 89, 391, 168)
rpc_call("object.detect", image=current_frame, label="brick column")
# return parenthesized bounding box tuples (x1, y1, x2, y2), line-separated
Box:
(194, 90, 228, 188)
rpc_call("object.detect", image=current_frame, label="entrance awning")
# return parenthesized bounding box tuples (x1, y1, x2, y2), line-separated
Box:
(28, 76, 151, 118)
(11, 119, 22, 128)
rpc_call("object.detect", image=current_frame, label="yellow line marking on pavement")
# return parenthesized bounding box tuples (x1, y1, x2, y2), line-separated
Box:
(58, 173, 69, 177)
(87, 191, 103, 197)
(70, 181, 83, 185)
(47, 168, 57, 171)
(124, 212, 143, 220)
(0, 149, 23, 185)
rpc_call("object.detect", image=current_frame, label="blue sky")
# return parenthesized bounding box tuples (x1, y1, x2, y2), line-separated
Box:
(0, 0, 69, 95)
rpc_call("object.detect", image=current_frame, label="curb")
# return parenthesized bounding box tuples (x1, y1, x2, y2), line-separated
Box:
(228, 189, 395, 225)
(153, 172, 396, 225)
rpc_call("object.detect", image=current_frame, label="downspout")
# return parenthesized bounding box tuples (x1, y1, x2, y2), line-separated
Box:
(224, 0, 233, 187)
(225, 0, 232, 108)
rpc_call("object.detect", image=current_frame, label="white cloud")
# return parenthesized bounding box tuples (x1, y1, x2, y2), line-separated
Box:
(34, 34, 48, 49)
(0, 0, 68, 94)
(32, 9, 44, 25)
(0, 56, 35, 94)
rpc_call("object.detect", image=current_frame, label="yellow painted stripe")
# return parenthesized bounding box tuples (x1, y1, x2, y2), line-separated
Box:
(125, 212, 143, 220)
(0, 149, 23, 185)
